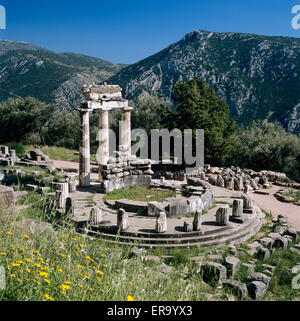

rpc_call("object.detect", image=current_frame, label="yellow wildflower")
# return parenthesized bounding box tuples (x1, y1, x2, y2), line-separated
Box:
(12, 263, 21, 267)
(7, 232, 13, 235)
(24, 234, 29, 239)
(64, 281, 71, 285)
(26, 269, 32, 273)
(96, 277, 101, 283)
(97, 270, 104, 275)
(26, 258, 32, 263)
(44, 293, 55, 301)
(0, 252, 7, 256)
(85, 256, 94, 263)
(44, 279, 50, 284)
(127, 295, 134, 301)
(57, 268, 63, 273)
(84, 274, 90, 280)
(10, 274, 16, 278)
(61, 284, 70, 291)
(100, 254, 106, 257)
(76, 264, 84, 269)
(39, 272, 48, 277)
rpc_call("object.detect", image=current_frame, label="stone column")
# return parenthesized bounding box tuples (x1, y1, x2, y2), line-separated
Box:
(117, 208, 128, 231)
(120, 107, 132, 156)
(242, 194, 254, 213)
(193, 209, 202, 231)
(232, 199, 243, 217)
(216, 206, 229, 226)
(155, 212, 167, 233)
(89, 206, 102, 225)
(98, 109, 109, 182)
(79, 110, 90, 187)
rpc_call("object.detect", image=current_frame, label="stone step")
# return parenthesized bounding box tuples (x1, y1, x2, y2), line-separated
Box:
(90, 212, 258, 240)
(78, 214, 262, 248)
(83, 218, 262, 248)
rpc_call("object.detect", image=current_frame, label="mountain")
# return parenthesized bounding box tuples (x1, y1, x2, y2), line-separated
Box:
(108, 30, 300, 134)
(0, 40, 126, 111)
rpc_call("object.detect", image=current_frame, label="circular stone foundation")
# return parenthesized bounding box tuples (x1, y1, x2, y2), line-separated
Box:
(70, 180, 264, 248)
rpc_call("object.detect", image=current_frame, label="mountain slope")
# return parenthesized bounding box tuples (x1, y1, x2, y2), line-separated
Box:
(0, 41, 126, 111)
(108, 30, 300, 134)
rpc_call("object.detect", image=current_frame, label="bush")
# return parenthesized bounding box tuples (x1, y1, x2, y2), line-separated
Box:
(234, 121, 300, 181)
(0, 97, 54, 144)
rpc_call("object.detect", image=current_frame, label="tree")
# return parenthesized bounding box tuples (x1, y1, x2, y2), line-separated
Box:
(171, 77, 237, 165)
(235, 121, 300, 181)
(44, 110, 81, 149)
(0, 97, 54, 144)
(131, 96, 173, 134)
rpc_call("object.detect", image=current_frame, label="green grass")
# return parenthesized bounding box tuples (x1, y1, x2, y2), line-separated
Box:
(23, 145, 97, 163)
(23, 145, 79, 162)
(1, 187, 300, 301)
(0, 200, 211, 301)
(103, 185, 176, 203)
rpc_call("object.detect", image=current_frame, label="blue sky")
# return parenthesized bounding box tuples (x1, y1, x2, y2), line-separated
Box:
(0, 0, 299, 64)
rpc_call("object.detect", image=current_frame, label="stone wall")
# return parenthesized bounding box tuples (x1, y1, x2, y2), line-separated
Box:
(148, 178, 214, 217)
(101, 157, 154, 193)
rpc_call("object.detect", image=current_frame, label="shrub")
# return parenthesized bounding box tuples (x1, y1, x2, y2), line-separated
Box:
(234, 121, 300, 181)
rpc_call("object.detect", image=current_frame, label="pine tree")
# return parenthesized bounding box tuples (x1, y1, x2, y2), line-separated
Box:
(172, 77, 237, 165)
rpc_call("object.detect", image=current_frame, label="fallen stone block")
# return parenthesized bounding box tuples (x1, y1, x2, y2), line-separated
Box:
(241, 263, 255, 274)
(255, 247, 270, 261)
(129, 247, 145, 258)
(0, 185, 14, 206)
(258, 237, 275, 248)
(247, 272, 271, 287)
(143, 255, 160, 263)
(284, 228, 298, 241)
(222, 280, 248, 299)
(273, 236, 289, 249)
(248, 281, 267, 300)
(224, 256, 240, 278)
(274, 226, 288, 235)
(207, 254, 223, 262)
(290, 247, 300, 256)
(200, 262, 227, 286)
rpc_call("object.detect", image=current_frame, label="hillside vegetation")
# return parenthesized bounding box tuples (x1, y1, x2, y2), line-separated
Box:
(109, 30, 300, 134)
(0, 40, 126, 111)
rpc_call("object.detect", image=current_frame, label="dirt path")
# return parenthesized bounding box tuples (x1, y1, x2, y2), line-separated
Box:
(51, 160, 98, 179)
(251, 186, 300, 231)
(52, 160, 79, 171)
